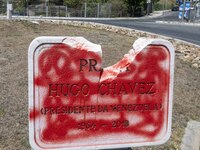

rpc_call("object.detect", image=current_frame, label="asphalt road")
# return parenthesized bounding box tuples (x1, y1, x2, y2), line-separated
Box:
(72, 12, 200, 46)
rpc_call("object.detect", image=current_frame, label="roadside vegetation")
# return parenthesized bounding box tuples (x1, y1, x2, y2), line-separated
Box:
(0, 0, 170, 17)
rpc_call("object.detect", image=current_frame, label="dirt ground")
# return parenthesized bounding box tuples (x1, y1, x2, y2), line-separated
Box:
(0, 20, 200, 150)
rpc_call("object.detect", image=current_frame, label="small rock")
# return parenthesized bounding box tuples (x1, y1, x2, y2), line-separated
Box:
(29, 21, 39, 25)
(184, 50, 191, 54)
(184, 55, 193, 62)
(0, 58, 8, 65)
(191, 63, 199, 69)
(175, 50, 182, 53)
(192, 54, 197, 58)
(194, 57, 200, 61)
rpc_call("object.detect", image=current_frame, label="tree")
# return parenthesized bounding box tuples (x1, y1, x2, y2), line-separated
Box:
(63, 0, 82, 7)
(49, 0, 64, 5)
(108, 0, 127, 17)
(124, 0, 146, 16)
(63, 0, 109, 7)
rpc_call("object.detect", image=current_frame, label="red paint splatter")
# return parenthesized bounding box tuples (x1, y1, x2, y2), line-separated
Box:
(29, 109, 40, 121)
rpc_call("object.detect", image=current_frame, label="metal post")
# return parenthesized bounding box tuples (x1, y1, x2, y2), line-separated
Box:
(1, 4, 2, 15)
(162, 0, 165, 16)
(84, 2, 87, 18)
(34, 5, 36, 16)
(66, 5, 68, 17)
(182, 0, 186, 21)
(45, 0, 49, 17)
(58, 6, 60, 17)
(26, 5, 29, 16)
(165, 0, 167, 10)
(162, 0, 167, 16)
(109, 3, 111, 18)
(146, 0, 149, 15)
(26, 0, 28, 16)
(6, 0, 12, 20)
(193, 0, 198, 21)
(97, 3, 100, 18)
(193, 1, 196, 21)
(7, 0, 9, 18)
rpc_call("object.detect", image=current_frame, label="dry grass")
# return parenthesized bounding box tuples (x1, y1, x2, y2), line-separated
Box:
(0, 20, 200, 150)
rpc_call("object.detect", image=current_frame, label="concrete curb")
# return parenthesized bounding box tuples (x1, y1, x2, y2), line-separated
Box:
(181, 121, 200, 150)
